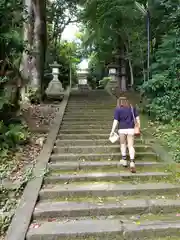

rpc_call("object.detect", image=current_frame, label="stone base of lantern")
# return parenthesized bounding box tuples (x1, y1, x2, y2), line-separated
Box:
(78, 84, 91, 91)
(106, 79, 119, 93)
(45, 79, 64, 101)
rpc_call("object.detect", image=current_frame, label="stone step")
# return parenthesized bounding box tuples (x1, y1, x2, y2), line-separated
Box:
(48, 161, 163, 172)
(53, 145, 152, 154)
(66, 102, 114, 105)
(55, 139, 148, 146)
(59, 129, 121, 134)
(65, 109, 114, 112)
(62, 118, 112, 122)
(56, 134, 145, 140)
(33, 199, 180, 219)
(27, 219, 180, 240)
(44, 172, 169, 184)
(64, 112, 113, 116)
(65, 108, 114, 111)
(39, 183, 179, 199)
(60, 124, 112, 129)
(61, 121, 111, 125)
(61, 120, 112, 125)
(50, 152, 158, 162)
(63, 114, 112, 118)
(65, 108, 113, 112)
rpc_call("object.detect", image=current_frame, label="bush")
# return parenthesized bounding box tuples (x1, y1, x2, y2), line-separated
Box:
(0, 121, 29, 157)
(141, 29, 180, 122)
(99, 77, 111, 88)
(152, 120, 180, 162)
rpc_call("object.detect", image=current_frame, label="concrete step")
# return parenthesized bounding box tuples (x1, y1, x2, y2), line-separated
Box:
(60, 124, 112, 129)
(44, 172, 170, 184)
(39, 182, 179, 199)
(64, 109, 114, 116)
(56, 134, 145, 140)
(67, 101, 114, 104)
(63, 114, 112, 118)
(48, 161, 163, 171)
(33, 199, 180, 219)
(59, 129, 120, 134)
(62, 118, 112, 122)
(50, 152, 158, 162)
(64, 109, 114, 112)
(61, 120, 112, 125)
(65, 108, 114, 112)
(53, 145, 152, 154)
(55, 139, 148, 146)
(26, 218, 180, 240)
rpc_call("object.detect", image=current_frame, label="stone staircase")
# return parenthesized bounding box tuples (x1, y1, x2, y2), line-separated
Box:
(27, 90, 180, 240)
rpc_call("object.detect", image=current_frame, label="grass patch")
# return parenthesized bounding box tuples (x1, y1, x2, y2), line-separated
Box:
(150, 120, 180, 163)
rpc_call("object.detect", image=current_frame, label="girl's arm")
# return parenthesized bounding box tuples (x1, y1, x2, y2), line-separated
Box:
(136, 116, 140, 127)
(110, 119, 119, 134)
(110, 108, 119, 134)
(134, 107, 140, 127)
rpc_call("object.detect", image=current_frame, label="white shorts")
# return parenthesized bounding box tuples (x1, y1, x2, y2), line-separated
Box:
(118, 129, 135, 135)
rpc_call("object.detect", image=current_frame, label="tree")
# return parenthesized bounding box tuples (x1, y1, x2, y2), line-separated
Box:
(47, 0, 79, 47)
(20, 0, 47, 101)
(81, 0, 180, 121)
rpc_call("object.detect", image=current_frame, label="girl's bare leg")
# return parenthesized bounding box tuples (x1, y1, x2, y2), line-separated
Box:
(127, 134, 136, 173)
(119, 133, 128, 167)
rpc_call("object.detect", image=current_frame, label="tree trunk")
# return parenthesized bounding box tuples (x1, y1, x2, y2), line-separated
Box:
(137, 33, 146, 82)
(19, 0, 34, 101)
(124, 42, 134, 87)
(31, 0, 47, 95)
(20, 0, 47, 103)
(128, 59, 134, 87)
(120, 48, 127, 91)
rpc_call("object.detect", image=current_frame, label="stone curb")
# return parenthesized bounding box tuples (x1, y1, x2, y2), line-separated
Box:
(5, 90, 70, 240)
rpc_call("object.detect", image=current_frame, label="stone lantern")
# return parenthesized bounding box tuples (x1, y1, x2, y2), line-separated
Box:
(45, 61, 64, 100)
(106, 63, 120, 92)
(77, 60, 90, 90)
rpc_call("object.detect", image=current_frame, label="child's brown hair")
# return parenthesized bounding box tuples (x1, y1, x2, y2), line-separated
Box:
(117, 97, 130, 107)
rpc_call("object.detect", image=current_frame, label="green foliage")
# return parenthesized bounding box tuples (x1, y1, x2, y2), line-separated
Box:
(99, 77, 111, 88)
(45, 40, 82, 88)
(81, 0, 180, 123)
(141, 28, 180, 122)
(152, 120, 180, 162)
(0, 0, 23, 60)
(27, 87, 41, 104)
(0, 122, 29, 157)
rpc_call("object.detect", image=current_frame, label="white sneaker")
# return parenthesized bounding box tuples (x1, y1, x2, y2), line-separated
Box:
(130, 161, 136, 173)
(120, 159, 128, 167)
